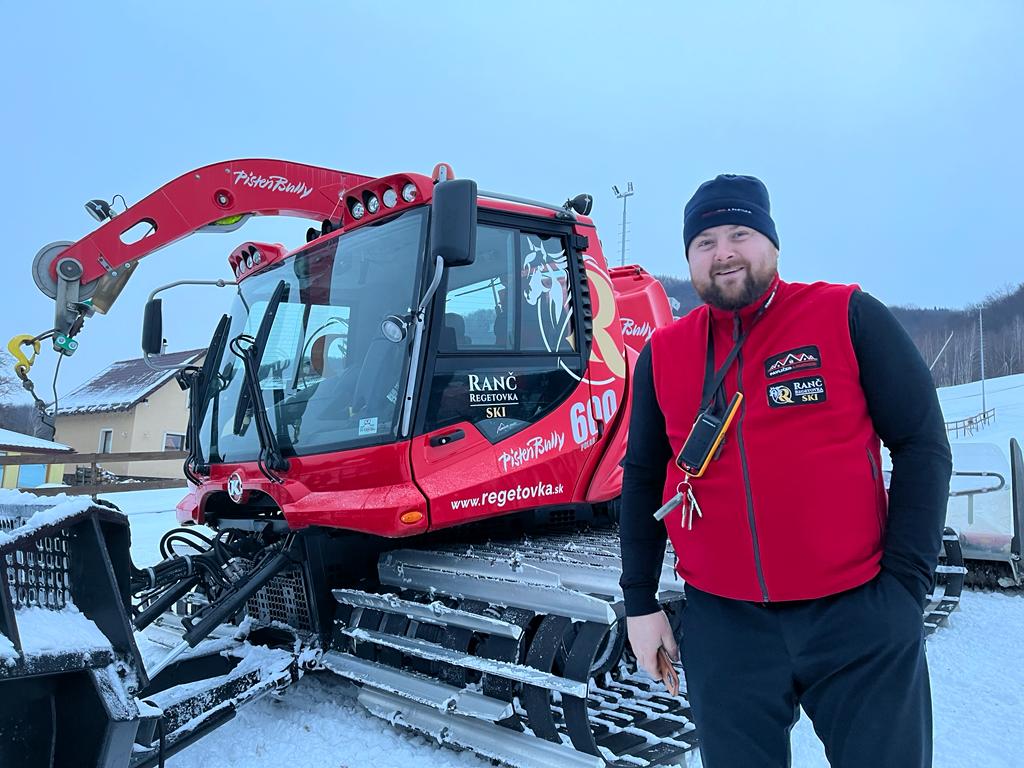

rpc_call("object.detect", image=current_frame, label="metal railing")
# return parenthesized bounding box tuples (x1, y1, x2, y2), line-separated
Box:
(0, 449, 188, 497)
(944, 407, 996, 439)
(948, 469, 1006, 526)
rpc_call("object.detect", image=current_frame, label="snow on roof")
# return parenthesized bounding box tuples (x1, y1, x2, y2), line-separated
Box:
(56, 349, 205, 416)
(0, 427, 72, 454)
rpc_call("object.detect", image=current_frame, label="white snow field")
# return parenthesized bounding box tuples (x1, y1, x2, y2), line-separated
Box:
(115, 498, 1024, 768)
(10, 372, 1020, 767)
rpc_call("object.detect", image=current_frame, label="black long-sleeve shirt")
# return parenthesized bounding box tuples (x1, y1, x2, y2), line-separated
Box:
(619, 290, 952, 616)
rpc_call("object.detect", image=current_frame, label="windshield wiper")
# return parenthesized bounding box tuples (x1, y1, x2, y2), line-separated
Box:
(229, 280, 291, 483)
(181, 313, 232, 481)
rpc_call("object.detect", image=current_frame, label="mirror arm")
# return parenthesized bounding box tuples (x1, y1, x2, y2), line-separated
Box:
(143, 279, 237, 371)
(401, 255, 445, 437)
(415, 255, 445, 317)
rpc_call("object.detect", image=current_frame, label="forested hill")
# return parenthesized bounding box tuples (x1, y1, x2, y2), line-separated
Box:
(655, 275, 1024, 388)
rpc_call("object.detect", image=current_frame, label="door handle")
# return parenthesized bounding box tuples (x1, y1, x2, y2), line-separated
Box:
(429, 428, 465, 447)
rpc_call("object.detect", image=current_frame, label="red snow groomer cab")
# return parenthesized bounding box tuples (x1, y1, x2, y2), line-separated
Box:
(165, 165, 672, 540)
(26, 159, 671, 538)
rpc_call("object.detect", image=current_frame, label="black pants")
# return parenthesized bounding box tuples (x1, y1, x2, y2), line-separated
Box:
(680, 572, 932, 768)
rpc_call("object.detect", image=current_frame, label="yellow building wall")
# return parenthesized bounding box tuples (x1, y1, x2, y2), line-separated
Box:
(56, 409, 136, 476)
(127, 377, 191, 479)
(54, 356, 201, 481)
(0, 452, 66, 488)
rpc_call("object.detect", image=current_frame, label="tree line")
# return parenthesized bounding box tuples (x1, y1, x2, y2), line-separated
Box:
(656, 276, 1024, 388)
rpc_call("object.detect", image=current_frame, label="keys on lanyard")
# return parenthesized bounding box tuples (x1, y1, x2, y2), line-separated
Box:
(652, 478, 703, 529)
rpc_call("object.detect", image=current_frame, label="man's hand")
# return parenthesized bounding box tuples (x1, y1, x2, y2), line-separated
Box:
(626, 610, 679, 681)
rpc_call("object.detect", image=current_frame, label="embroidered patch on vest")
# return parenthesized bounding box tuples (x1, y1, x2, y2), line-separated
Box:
(767, 375, 827, 408)
(764, 345, 821, 378)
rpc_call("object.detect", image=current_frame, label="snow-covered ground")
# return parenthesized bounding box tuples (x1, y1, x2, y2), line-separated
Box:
(136, 586, 1021, 768)
(5, 373, 1021, 767)
(124, 524, 1024, 761)
(938, 372, 1024, 452)
(121, 499, 1024, 767)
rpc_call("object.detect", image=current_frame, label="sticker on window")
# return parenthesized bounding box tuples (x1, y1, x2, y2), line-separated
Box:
(358, 417, 379, 435)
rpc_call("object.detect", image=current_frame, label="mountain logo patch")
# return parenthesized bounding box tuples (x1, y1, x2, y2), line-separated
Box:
(767, 375, 827, 408)
(765, 345, 821, 378)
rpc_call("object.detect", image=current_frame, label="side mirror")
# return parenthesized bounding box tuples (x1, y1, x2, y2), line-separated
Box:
(430, 179, 477, 267)
(142, 298, 163, 355)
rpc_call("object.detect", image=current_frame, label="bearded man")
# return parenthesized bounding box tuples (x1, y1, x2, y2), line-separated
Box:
(619, 174, 951, 767)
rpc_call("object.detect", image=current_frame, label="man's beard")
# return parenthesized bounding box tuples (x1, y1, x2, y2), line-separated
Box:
(696, 266, 776, 311)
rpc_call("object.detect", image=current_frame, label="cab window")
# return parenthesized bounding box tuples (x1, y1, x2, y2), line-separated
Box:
(425, 222, 583, 440)
(519, 232, 575, 353)
(440, 225, 516, 351)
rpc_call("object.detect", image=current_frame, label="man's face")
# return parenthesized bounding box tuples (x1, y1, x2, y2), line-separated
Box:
(687, 224, 779, 310)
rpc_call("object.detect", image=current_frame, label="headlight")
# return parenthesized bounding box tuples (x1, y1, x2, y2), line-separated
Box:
(350, 200, 365, 219)
(366, 194, 380, 214)
(402, 183, 417, 203)
(382, 188, 398, 208)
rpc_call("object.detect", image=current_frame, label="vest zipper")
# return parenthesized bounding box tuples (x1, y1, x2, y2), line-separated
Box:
(867, 448, 886, 538)
(733, 313, 770, 602)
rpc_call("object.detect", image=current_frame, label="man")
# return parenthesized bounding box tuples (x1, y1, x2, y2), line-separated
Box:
(619, 174, 951, 767)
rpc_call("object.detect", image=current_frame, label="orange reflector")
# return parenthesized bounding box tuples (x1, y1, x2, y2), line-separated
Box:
(400, 510, 423, 525)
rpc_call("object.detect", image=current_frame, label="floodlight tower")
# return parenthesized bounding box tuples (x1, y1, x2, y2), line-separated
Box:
(612, 182, 634, 267)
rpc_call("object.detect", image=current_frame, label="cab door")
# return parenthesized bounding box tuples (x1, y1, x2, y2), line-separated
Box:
(410, 215, 595, 529)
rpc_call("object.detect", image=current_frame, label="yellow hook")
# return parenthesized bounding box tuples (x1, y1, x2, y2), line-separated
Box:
(7, 334, 41, 379)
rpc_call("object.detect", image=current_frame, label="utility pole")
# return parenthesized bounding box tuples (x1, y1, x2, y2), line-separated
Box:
(612, 182, 634, 267)
(979, 307, 987, 415)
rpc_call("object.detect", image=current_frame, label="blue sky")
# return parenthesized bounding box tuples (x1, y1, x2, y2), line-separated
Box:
(2, 1, 1022, 397)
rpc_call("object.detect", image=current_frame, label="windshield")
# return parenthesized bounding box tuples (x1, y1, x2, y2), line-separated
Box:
(199, 207, 427, 464)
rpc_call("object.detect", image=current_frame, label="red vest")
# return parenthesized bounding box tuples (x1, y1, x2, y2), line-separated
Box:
(650, 278, 885, 601)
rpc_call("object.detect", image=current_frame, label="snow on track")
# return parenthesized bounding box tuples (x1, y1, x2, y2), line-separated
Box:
(163, 675, 491, 768)
(110, 500, 1023, 768)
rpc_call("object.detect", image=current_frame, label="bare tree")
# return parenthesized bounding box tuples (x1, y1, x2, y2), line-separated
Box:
(0, 352, 22, 402)
(949, 320, 978, 386)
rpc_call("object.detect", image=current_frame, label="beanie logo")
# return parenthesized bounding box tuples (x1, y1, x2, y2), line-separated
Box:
(764, 346, 821, 379)
(702, 207, 752, 219)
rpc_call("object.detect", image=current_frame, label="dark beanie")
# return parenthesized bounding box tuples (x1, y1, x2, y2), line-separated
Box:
(683, 174, 779, 256)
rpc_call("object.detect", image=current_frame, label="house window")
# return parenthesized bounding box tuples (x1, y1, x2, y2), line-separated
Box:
(18, 464, 46, 488)
(98, 429, 113, 454)
(163, 432, 186, 451)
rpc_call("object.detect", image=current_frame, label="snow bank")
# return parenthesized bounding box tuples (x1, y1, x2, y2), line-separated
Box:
(12, 601, 110, 658)
(0, 631, 16, 666)
(162, 675, 489, 768)
(100, 487, 188, 516)
(0, 490, 96, 547)
(938, 372, 1024, 454)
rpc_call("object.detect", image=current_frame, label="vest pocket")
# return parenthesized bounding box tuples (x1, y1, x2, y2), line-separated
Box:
(866, 448, 885, 538)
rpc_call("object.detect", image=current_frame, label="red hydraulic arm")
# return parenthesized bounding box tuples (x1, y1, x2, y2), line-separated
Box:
(42, 158, 372, 290)
(14, 159, 375, 431)
(22, 158, 373, 363)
